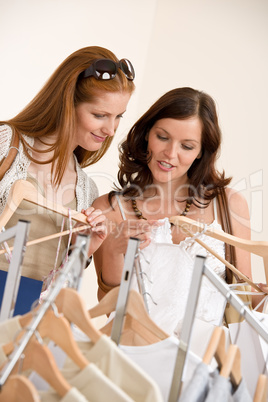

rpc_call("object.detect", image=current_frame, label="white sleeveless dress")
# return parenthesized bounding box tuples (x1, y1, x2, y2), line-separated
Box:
(117, 197, 227, 335)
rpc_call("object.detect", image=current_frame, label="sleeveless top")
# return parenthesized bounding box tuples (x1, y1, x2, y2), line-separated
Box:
(117, 197, 226, 335)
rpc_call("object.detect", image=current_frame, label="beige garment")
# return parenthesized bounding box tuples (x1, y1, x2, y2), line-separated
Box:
(0, 174, 76, 281)
(62, 334, 163, 402)
(0, 315, 23, 366)
(39, 387, 87, 402)
(39, 363, 134, 402)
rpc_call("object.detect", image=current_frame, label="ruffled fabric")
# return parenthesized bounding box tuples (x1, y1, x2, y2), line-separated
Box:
(134, 218, 226, 335)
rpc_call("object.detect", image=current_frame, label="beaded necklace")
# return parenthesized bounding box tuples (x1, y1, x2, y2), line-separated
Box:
(131, 198, 192, 220)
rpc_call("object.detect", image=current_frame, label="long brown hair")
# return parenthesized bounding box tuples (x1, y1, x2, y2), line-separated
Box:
(1, 46, 135, 186)
(113, 87, 231, 204)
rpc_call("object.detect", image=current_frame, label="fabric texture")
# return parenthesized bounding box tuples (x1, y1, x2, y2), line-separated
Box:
(205, 374, 232, 401)
(62, 334, 164, 402)
(116, 196, 227, 335)
(39, 363, 134, 402)
(39, 386, 88, 402)
(134, 216, 226, 335)
(119, 334, 204, 402)
(179, 362, 218, 402)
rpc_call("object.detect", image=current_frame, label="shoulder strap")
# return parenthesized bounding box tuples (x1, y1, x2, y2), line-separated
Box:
(217, 187, 237, 284)
(0, 129, 20, 180)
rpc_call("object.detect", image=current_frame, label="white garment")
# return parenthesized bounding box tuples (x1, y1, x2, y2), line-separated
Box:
(118, 197, 227, 335)
(119, 335, 205, 402)
(0, 124, 98, 214)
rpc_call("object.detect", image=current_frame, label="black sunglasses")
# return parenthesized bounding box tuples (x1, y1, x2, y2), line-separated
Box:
(80, 58, 135, 81)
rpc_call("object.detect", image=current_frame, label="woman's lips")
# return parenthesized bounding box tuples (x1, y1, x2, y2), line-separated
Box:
(91, 132, 107, 143)
(157, 160, 174, 171)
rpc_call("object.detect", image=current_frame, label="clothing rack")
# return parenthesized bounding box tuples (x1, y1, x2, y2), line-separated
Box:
(0, 233, 90, 389)
(168, 255, 268, 402)
(110, 237, 141, 344)
(0, 220, 30, 321)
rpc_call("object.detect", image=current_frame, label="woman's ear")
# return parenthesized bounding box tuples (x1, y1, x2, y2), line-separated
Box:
(145, 132, 149, 141)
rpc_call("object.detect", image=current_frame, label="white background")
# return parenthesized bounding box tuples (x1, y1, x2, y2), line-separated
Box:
(1, 0, 267, 318)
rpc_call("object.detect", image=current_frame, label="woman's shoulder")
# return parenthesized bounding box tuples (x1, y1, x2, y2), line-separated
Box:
(224, 186, 250, 238)
(225, 186, 249, 214)
(92, 193, 113, 211)
(93, 193, 123, 222)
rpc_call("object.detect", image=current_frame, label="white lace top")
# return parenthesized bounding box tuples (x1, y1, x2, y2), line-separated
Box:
(0, 124, 98, 214)
(117, 197, 227, 335)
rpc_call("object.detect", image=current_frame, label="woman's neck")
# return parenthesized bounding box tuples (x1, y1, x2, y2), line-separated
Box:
(143, 178, 190, 201)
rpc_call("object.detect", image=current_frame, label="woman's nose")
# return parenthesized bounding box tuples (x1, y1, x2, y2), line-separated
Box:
(164, 143, 178, 159)
(102, 119, 116, 137)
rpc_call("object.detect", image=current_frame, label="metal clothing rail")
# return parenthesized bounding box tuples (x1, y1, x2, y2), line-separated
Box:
(0, 234, 90, 389)
(168, 255, 268, 402)
(110, 237, 140, 344)
(0, 220, 30, 321)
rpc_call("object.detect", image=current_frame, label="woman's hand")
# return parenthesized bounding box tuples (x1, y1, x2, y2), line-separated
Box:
(73, 207, 107, 256)
(105, 219, 163, 254)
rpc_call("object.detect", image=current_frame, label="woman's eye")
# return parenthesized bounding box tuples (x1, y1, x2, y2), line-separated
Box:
(182, 144, 194, 150)
(94, 114, 105, 118)
(157, 134, 168, 141)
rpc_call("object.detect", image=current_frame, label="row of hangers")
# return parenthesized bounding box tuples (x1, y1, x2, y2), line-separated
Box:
(0, 286, 267, 401)
(1, 180, 268, 400)
(1, 180, 268, 293)
(202, 325, 267, 402)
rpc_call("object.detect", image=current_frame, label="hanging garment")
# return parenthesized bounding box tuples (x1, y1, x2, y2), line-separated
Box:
(119, 334, 206, 402)
(232, 378, 252, 402)
(39, 363, 134, 402)
(204, 374, 232, 401)
(135, 229, 227, 336)
(62, 333, 163, 402)
(117, 197, 227, 335)
(178, 362, 219, 402)
(39, 387, 88, 402)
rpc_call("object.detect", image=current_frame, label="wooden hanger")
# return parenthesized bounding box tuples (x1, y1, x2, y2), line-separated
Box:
(88, 286, 169, 345)
(254, 374, 268, 402)
(0, 374, 40, 402)
(12, 337, 71, 398)
(0, 179, 88, 229)
(219, 344, 242, 388)
(202, 326, 226, 369)
(3, 309, 89, 369)
(55, 288, 102, 344)
(0, 223, 90, 256)
(170, 215, 265, 292)
(36, 309, 89, 369)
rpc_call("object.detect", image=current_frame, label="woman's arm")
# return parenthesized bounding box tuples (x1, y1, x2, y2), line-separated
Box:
(227, 187, 266, 308)
(91, 194, 158, 301)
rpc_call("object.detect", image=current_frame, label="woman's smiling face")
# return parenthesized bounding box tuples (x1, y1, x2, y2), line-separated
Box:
(73, 90, 131, 152)
(147, 117, 202, 186)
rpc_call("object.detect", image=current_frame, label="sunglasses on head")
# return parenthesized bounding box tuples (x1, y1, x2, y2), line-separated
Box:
(79, 58, 135, 81)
